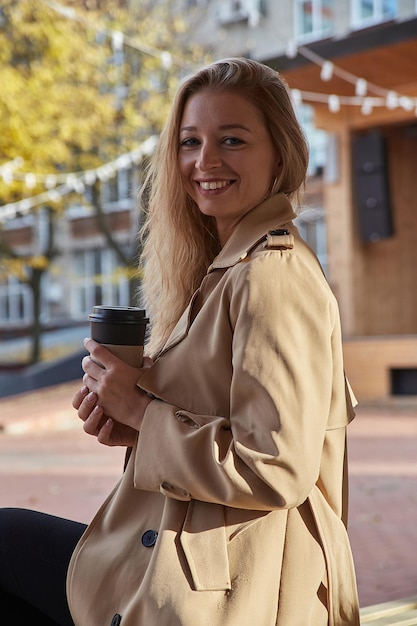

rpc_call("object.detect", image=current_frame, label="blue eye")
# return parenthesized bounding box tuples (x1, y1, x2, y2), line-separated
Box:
(224, 137, 243, 145)
(180, 137, 199, 147)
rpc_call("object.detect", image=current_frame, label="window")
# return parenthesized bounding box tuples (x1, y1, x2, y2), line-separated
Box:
(71, 247, 131, 319)
(296, 0, 333, 41)
(101, 167, 135, 208)
(70, 167, 136, 216)
(297, 103, 328, 176)
(391, 368, 417, 396)
(0, 275, 33, 326)
(351, 0, 397, 28)
(295, 209, 327, 274)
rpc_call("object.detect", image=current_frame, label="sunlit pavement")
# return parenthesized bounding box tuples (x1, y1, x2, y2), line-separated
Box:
(0, 381, 416, 608)
(347, 405, 417, 607)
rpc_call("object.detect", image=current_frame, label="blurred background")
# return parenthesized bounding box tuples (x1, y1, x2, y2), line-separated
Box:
(1, 0, 417, 404)
(0, 1, 417, 618)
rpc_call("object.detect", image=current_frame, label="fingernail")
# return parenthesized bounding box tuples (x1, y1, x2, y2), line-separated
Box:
(81, 386, 89, 395)
(87, 392, 96, 402)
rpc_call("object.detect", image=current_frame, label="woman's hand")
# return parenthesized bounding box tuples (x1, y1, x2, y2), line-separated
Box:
(72, 387, 139, 447)
(72, 338, 153, 447)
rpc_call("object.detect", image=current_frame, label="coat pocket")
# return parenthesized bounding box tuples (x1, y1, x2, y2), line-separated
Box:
(180, 500, 231, 591)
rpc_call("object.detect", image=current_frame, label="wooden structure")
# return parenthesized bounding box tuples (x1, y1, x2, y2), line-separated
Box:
(269, 18, 417, 403)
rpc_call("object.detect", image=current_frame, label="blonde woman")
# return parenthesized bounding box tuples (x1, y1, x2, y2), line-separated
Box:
(0, 58, 359, 626)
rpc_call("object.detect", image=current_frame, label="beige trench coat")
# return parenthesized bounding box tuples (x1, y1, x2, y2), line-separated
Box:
(67, 194, 360, 626)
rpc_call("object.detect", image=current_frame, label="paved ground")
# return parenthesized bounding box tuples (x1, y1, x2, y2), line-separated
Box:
(0, 381, 416, 609)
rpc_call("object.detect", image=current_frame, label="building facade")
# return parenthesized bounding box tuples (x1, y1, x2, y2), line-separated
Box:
(188, 0, 417, 401)
(0, 163, 141, 330)
(2, 0, 417, 400)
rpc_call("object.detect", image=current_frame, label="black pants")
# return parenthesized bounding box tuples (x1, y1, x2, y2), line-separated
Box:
(0, 508, 86, 625)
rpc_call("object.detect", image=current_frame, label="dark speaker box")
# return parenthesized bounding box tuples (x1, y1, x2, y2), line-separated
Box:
(352, 131, 393, 242)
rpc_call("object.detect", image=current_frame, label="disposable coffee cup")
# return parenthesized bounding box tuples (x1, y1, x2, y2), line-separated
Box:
(88, 305, 149, 368)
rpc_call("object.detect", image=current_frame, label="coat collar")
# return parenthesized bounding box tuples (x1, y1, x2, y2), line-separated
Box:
(151, 195, 296, 358)
(209, 193, 297, 271)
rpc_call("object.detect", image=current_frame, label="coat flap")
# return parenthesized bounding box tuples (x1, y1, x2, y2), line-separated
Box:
(180, 500, 231, 592)
(326, 376, 357, 431)
(308, 486, 360, 625)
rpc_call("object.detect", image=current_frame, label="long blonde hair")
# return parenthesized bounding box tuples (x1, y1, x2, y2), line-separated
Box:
(139, 57, 309, 356)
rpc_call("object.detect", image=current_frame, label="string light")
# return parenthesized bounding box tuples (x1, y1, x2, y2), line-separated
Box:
(274, 27, 417, 113)
(45, 175, 57, 189)
(112, 31, 124, 52)
(3, 0, 416, 222)
(0, 136, 158, 223)
(361, 97, 373, 116)
(291, 89, 402, 111)
(355, 78, 368, 97)
(40, 2, 417, 116)
(41, 0, 189, 70)
(0, 157, 25, 184)
(24, 173, 37, 189)
(399, 96, 414, 111)
(320, 61, 334, 81)
(386, 91, 399, 109)
(293, 59, 416, 112)
(1, 169, 14, 185)
(328, 94, 340, 113)
(290, 88, 302, 107)
(0, 138, 157, 189)
(285, 40, 298, 59)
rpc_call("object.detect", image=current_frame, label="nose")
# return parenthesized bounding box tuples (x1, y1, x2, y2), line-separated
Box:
(195, 142, 222, 171)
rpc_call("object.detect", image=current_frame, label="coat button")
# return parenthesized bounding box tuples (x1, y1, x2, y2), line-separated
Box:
(110, 615, 122, 626)
(141, 529, 158, 547)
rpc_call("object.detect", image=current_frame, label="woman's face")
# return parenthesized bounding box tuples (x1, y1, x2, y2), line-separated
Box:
(178, 89, 280, 246)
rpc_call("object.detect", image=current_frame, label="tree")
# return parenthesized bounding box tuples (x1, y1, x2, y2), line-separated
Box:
(0, 0, 211, 363)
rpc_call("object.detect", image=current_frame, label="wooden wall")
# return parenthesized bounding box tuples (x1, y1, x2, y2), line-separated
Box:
(313, 108, 417, 402)
(343, 336, 417, 402)
(352, 124, 417, 335)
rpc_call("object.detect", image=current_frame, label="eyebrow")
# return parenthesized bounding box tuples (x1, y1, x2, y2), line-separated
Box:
(179, 124, 252, 133)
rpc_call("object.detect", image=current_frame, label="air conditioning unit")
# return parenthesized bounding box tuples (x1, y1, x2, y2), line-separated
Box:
(216, 0, 264, 27)
(216, 0, 249, 25)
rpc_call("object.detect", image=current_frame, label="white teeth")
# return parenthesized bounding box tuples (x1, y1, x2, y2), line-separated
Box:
(200, 181, 229, 190)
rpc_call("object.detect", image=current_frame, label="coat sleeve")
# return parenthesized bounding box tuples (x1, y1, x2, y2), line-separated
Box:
(134, 249, 344, 511)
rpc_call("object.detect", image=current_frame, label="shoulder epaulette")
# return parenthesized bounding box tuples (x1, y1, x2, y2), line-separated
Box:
(264, 229, 294, 250)
(238, 228, 294, 262)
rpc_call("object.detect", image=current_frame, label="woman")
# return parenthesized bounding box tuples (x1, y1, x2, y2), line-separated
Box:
(0, 58, 359, 625)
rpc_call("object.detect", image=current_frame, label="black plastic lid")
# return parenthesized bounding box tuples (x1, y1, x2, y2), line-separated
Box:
(88, 306, 149, 325)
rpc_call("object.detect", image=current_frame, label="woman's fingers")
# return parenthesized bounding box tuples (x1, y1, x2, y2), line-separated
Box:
(72, 388, 138, 447)
(81, 354, 108, 394)
(82, 404, 105, 436)
(71, 386, 106, 435)
(83, 339, 120, 371)
(72, 385, 89, 410)
(75, 390, 97, 420)
(96, 418, 114, 445)
(81, 354, 105, 385)
(96, 419, 138, 448)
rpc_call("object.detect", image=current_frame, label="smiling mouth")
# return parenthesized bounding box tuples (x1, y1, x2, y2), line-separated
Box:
(198, 180, 232, 190)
